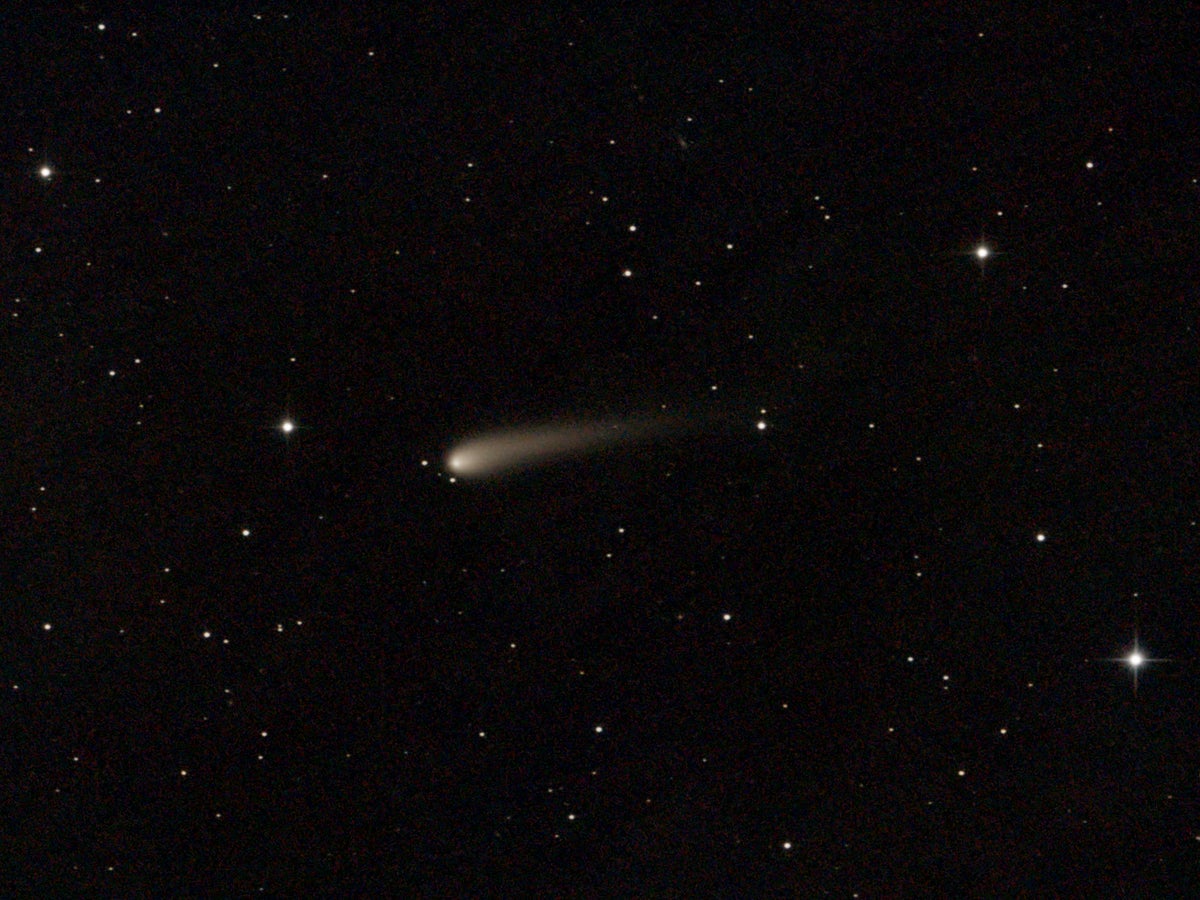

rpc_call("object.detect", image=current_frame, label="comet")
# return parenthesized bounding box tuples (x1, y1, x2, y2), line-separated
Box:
(445, 417, 668, 479)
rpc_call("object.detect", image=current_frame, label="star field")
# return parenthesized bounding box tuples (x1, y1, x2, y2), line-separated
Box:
(5, 6, 1200, 895)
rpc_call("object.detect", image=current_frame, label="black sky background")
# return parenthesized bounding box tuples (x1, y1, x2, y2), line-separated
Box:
(5, 3, 1200, 895)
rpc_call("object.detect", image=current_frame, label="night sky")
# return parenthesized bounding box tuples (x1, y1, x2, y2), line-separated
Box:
(6, 5, 1200, 895)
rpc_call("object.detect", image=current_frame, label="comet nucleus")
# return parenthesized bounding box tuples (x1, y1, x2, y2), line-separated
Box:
(445, 419, 661, 479)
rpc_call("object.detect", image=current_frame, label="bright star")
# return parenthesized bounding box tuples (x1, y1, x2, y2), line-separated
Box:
(1101, 635, 1168, 695)
(274, 395, 301, 438)
(955, 230, 1003, 276)
(971, 241, 999, 275)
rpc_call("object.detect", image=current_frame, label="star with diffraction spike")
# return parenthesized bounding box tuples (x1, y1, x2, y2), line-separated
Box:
(1100, 634, 1169, 695)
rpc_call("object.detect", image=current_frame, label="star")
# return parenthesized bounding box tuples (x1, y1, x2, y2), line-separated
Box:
(955, 228, 1003, 276)
(274, 394, 301, 439)
(970, 240, 999, 275)
(1101, 635, 1168, 695)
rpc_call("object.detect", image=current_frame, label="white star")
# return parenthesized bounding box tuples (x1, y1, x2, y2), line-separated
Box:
(971, 240, 1000, 275)
(1101, 635, 1168, 695)
(956, 230, 1003, 276)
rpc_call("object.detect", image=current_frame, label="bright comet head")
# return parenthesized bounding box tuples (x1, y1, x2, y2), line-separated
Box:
(445, 417, 670, 480)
